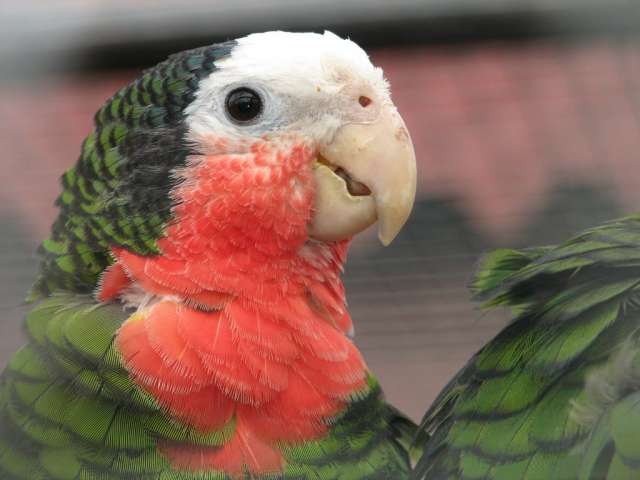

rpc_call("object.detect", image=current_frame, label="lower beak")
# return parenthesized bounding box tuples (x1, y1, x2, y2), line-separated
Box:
(309, 104, 417, 245)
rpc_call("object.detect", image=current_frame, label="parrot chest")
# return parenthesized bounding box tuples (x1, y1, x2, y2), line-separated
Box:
(114, 284, 367, 475)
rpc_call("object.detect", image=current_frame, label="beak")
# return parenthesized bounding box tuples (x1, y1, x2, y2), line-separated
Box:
(309, 103, 417, 245)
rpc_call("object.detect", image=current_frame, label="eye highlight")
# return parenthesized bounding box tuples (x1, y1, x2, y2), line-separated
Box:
(225, 87, 263, 124)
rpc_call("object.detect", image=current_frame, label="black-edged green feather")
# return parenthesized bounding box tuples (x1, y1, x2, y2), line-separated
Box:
(31, 41, 236, 299)
(413, 214, 640, 480)
(0, 296, 413, 480)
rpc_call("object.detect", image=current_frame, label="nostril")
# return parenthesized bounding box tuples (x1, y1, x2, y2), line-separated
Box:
(358, 96, 372, 108)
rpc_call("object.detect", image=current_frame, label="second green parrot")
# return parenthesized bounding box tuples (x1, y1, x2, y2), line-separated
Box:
(413, 215, 640, 479)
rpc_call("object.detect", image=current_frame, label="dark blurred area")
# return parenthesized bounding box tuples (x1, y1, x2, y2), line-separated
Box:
(1, 0, 640, 421)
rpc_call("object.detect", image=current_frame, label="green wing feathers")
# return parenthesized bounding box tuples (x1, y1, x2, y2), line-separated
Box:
(413, 214, 640, 480)
(0, 296, 413, 479)
(0, 296, 219, 479)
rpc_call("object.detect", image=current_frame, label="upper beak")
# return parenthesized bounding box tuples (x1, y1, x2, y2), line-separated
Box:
(309, 103, 417, 245)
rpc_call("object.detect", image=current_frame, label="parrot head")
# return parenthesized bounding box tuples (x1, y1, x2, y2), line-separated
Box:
(179, 30, 416, 251)
(36, 31, 417, 300)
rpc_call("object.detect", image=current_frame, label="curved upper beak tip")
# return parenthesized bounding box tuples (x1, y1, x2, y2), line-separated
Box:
(309, 104, 417, 245)
(374, 113, 417, 246)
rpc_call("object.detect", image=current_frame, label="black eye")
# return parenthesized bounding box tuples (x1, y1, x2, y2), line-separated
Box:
(225, 87, 263, 123)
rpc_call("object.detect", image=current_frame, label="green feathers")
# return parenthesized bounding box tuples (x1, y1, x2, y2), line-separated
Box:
(31, 42, 236, 299)
(0, 296, 413, 479)
(0, 296, 245, 479)
(413, 214, 640, 480)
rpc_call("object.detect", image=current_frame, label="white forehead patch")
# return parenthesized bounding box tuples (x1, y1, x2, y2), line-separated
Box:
(185, 31, 390, 145)
(224, 31, 386, 90)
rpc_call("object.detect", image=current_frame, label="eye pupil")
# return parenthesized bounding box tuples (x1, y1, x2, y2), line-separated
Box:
(225, 87, 263, 123)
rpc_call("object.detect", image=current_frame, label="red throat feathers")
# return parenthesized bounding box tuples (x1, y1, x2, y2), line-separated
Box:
(99, 135, 369, 476)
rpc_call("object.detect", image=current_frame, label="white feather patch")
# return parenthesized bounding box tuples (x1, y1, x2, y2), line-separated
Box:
(184, 31, 391, 149)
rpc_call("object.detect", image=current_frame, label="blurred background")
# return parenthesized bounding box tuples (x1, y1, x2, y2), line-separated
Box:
(2, 0, 640, 422)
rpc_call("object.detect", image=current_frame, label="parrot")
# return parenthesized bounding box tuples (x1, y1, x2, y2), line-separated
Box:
(0, 31, 420, 479)
(412, 216, 640, 479)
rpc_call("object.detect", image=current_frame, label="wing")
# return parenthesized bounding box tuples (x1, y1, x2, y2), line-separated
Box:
(282, 388, 416, 480)
(0, 295, 237, 479)
(412, 215, 640, 480)
(0, 296, 414, 479)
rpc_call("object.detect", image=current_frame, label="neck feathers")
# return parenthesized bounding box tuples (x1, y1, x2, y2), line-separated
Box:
(102, 138, 368, 476)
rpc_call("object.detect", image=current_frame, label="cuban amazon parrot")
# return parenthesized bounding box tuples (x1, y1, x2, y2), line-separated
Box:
(413, 216, 640, 479)
(0, 31, 419, 479)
